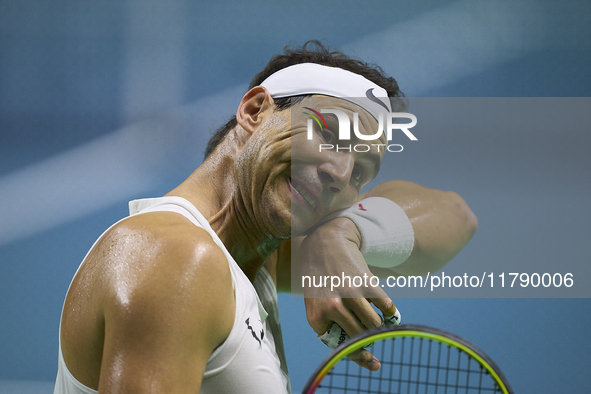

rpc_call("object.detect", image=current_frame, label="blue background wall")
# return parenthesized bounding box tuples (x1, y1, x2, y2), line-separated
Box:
(1, 0, 590, 392)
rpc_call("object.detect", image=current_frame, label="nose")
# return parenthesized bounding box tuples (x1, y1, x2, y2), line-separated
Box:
(318, 153, 354, 194)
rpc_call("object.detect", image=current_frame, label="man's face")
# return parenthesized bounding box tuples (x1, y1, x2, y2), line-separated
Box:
(234, 95, 385, 239)
(289, 96, 386, 235)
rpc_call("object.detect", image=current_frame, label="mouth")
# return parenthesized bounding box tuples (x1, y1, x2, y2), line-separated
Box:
(288, 177, 318, 211)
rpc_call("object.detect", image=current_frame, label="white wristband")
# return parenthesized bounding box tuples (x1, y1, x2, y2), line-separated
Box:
(316, 197, 414, 269)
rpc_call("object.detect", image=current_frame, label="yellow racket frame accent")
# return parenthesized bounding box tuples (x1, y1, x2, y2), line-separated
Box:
(312, 328, 510, 394)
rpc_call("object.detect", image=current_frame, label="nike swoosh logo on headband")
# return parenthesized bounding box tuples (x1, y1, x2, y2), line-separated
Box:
(365, 88, 390, 112)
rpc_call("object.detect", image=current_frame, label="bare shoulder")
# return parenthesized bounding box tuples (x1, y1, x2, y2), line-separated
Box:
(109, 211, 231, 276)
(100, 211, 234, 329)
(62, 211, 234, 390)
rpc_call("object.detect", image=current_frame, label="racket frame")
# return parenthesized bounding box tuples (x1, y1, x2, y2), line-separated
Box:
(302, 324, 514, 394)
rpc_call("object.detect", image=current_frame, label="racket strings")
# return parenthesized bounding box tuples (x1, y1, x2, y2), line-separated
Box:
(317, 337, 503, 393)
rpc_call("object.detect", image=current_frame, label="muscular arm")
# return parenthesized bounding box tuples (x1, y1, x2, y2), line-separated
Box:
(264, 180, 476, 370)
(268, 180, 477, 290)
(359, 180, 478, 277)
(98, 216, 234, 393)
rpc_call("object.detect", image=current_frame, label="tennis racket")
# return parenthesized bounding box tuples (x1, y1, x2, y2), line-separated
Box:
(303, 324, 513, 394)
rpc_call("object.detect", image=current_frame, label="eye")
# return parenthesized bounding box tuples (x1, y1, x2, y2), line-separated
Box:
(321, 129, 334, 143)
(351, 167, 363, 183)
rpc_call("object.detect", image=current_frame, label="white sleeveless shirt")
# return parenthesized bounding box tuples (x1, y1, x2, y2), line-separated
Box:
(54, 197, 291, 394)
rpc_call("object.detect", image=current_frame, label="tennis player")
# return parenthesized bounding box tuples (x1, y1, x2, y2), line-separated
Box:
(54, 41, 477, 393)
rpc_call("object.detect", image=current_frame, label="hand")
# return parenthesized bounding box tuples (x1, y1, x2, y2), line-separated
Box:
(299, 217, 398, 371)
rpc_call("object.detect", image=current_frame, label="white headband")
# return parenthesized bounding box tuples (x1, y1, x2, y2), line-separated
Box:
(259, 63, 392, 120)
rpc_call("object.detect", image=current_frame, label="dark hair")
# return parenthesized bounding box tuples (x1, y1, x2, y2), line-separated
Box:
(203, 40, 405, 160)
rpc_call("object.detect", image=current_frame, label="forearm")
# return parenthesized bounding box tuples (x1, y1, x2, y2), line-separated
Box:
(269, 180, 478, 289)
(359, 180, 478, 276)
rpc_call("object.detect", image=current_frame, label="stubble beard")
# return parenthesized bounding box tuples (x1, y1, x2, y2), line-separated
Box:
(233, 121, 293, 242)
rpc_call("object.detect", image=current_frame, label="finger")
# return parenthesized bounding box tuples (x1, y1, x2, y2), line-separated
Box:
(318, 324, 381, 371)
(368, 296, 397, 317)
(306, 310, 334, 335)
(347, 348, 381, 371)
(329, 306, 367, 339)
(341, 298, 383, 330)
(305, 298, 341, 335)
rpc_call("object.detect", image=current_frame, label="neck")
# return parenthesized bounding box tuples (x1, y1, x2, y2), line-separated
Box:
(211, 197, 282, 281)
(166, 143, 281, 281)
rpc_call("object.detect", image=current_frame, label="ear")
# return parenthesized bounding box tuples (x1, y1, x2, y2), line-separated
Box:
(236, 86, 274, 134)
